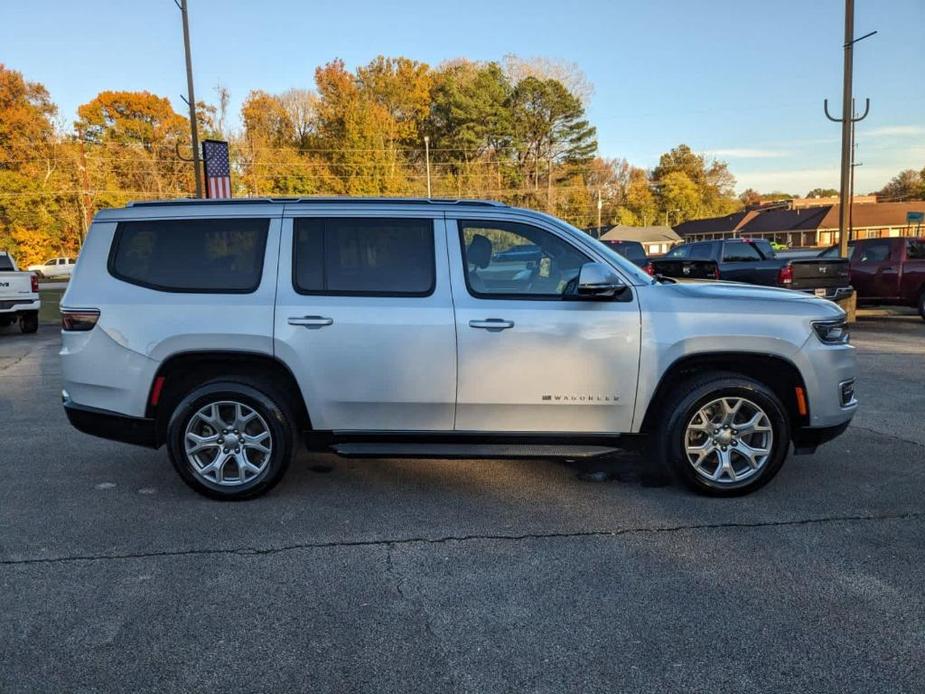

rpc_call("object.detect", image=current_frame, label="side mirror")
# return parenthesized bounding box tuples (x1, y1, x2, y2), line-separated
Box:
(576, 262, 627, 298)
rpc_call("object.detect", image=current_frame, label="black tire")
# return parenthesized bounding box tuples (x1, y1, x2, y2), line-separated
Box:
(19, 311, 39, 334)
(166, 380, 294, 500)
(655, 372, 791, 497)
(918, 289, 925, 321)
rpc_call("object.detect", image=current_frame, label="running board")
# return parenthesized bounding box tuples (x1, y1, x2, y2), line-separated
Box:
(331, 443, 621, 459)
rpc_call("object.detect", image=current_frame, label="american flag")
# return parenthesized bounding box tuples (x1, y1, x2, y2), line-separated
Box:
(202, 139, 232, 198)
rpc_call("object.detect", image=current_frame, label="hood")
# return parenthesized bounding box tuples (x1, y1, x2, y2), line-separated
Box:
(661, 280, 846, 318)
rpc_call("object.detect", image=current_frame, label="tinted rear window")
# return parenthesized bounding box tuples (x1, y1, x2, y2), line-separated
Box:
(722, 241, 763, 262)
(0, 256, 14, 271)
(293, 218, 434, 296)
(109, 218, 269, 292)
(604, 241, 646, 261)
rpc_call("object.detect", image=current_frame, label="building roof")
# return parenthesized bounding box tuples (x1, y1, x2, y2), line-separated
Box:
(819, 201, 925, 229)
(673, 211, 753, 237)
(674, 200, 925, 236)
(738, 205, 831, 233)
(600, 225, 682, 243)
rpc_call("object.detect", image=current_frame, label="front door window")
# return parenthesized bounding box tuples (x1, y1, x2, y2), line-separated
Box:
(458, 220, 591, 299)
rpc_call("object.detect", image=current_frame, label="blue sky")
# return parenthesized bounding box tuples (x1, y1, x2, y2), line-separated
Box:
(2, 0, 923, 195)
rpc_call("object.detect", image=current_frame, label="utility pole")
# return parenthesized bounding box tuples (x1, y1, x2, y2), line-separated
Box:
(547, 159, 553, 213)
(423, 135, 431, 198)
(824, 0, 875, 256)
(176, 0, 202, 198)
(596, 189, 602, 237)
(75, 127, 93, 246)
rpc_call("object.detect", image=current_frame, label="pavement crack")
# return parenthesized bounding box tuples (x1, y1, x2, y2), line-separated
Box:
(2, 511, 922, 567)
(385, 543, 407, 600)
(848, 424, 925, 449)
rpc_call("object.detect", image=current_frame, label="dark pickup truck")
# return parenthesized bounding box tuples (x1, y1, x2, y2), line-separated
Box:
(820, 236, 925, 319)
(652, 239, 852, 300)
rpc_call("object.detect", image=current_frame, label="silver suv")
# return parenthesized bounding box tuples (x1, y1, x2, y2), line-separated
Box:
(61, 198, 857, 499)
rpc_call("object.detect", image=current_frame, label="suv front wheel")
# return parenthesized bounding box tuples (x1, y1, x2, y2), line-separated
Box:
(166, 380, 294, 500)
(656, 373, 791, 496)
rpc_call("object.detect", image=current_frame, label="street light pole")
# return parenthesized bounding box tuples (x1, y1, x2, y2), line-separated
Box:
(176, 0, 202, 198)
(423, 135, 431, 198)
(596, 189, 602, 237)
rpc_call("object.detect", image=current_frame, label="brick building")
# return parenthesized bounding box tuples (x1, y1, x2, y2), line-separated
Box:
(674, 199, 925, 249)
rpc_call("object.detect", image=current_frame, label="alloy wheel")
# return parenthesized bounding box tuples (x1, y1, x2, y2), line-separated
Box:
(183, 400, 273, 486)
(684, 396, 773, 485)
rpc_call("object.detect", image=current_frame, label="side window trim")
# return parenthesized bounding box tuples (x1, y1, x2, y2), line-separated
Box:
(291, 216, 437, 298)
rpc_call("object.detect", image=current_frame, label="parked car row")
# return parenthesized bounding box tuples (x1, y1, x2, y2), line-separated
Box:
(649, 239, 852, 301)
(602, 233, 924, 320)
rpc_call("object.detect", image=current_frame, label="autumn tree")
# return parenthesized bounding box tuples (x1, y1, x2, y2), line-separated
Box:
(805, 187, 838, 198)
(652, 144, 738, 222)
(620, 167, 657, 226)
(278, 88, 318, 148)
(75, 90, 194, 198)
(313, 59, 408, 195)
(0, 64, 71, 264)
(357, 56, 431, 148)
(878, 168, 925, 201)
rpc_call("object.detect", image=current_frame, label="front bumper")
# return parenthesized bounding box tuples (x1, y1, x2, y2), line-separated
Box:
(792, 420, 851, 454)
(63, 399, 158, 448)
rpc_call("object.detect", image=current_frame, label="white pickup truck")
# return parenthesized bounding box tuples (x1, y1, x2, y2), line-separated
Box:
(0, 251, 40, 333)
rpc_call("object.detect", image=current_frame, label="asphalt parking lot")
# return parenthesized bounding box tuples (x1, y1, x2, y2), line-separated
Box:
(1, 315, 923, 693)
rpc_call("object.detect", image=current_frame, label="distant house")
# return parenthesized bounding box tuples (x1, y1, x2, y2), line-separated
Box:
(674, 200, 925, 248)
(599, 225, 682, 256)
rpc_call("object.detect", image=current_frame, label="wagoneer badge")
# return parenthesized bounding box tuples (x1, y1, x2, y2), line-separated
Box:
(542, 394, 619, 403)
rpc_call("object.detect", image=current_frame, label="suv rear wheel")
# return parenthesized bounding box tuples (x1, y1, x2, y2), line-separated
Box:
(917, 288, 925, 321)
(166, 380, 294, 500)
(656, 373, 791, 496)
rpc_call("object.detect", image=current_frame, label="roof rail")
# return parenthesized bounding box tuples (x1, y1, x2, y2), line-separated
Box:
(127, 197, 508, 208)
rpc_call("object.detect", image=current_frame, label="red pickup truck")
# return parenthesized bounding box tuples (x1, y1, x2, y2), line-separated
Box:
(821, 237, 925, 319)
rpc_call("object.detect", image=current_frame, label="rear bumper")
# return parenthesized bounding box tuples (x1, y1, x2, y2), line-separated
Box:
(0, 299, 40, 314)
(795, 286, 853, 301)
(63, 399, 158, 448)
(792, 420, 851, 454)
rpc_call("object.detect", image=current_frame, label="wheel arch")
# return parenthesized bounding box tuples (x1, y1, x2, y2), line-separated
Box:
(146, 350, 311, 446)
(639, 352, 810, 434)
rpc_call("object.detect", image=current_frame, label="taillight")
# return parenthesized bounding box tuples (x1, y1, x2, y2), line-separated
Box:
(31, 274, 39, 292)
(644, 262, 655, 276)
(713, 265, 720, 280)
(61, 309, 100, 332)
(778, 264, 793, 287)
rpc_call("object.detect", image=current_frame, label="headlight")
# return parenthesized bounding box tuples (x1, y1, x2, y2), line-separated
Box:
(812, 318, 849, 345)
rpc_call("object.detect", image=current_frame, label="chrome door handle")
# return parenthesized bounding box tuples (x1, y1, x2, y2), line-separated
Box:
(469, 318, 514, 332)
(288, 315, 334, 328)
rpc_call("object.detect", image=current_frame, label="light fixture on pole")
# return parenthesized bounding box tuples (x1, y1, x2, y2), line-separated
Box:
(423, 135, 432, 199)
